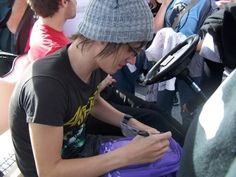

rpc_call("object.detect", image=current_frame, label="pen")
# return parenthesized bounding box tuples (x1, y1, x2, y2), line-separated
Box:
(138, 130, 160, 137)
(137, 130, 150, 137)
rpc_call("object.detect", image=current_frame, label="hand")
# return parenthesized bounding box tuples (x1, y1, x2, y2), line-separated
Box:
(128, 118, 160, 135)
(162, 0, 172, 7)
(182, 104, 193, 115)
(122, 131, 172, 165)
(215, 0, 232, 8)
(98, 74, 116, 93)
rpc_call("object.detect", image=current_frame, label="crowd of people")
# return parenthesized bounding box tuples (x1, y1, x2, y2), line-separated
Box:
(0, 0, 236, 176)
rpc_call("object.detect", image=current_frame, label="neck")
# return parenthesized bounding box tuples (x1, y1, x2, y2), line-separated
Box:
(40, 12, 65, 31)
(68, 41, 99, 84)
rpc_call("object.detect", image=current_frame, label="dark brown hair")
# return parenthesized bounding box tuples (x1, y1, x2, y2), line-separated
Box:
(70, 33, 147, 59)
(27, 0, 61, 17)
(71, 33, 125, 59)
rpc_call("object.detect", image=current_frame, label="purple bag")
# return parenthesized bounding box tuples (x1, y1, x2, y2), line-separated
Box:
(99, 137, 182, 177)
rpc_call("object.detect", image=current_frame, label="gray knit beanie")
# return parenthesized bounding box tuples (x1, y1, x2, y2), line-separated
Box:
(78, 0, 154, 43)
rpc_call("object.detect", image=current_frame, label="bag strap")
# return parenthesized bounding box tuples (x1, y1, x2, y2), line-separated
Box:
(0, 50, 17, 59)
(172, 0, 198, 29)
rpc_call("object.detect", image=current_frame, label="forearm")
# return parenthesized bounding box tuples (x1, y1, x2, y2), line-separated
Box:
(45, 150, 128, 177)
(90, 96, 159, 133)
(90, 95, 124, 127)
(30, 124, 170, 177)
(153, 2, 170, 32)
(6, 0, 28, 33)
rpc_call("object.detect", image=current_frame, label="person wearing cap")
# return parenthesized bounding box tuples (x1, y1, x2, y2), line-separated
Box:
(9, 0, 172, 176)
(62, 0, 185, 145)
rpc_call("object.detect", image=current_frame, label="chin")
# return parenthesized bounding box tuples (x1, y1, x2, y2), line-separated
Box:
(101, 68, 115, 75)
(109, 70, 117, 75)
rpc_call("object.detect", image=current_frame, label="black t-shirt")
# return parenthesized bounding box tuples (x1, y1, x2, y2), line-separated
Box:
(9, 45, 105, 177)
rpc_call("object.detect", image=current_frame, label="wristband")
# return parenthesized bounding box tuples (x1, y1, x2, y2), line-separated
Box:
(122, 114, 133, 124)
(120, 115, 149, 137)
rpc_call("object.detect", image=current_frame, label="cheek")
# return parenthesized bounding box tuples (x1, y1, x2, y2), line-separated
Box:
(100, 57, 121, 73)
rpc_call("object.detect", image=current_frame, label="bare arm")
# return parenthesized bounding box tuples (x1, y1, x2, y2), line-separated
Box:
(90, 94, 159, 134)
(29, 123, 128, 177)
(90, 94, 124, 127)
(153, 0, 172, 32)
(215, 0, 233, 8)
(6, 0, 28, 34)
(29, 123, 171, 177)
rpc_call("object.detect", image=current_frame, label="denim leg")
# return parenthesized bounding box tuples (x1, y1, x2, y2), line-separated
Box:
(155, 89, 175, 115)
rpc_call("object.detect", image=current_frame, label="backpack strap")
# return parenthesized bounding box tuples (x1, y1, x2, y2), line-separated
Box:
(172, 0, 198, 29)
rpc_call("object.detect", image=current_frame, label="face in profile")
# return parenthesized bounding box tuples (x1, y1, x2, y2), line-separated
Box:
(97, 43, 144, 74)
(65, 0, 77, 19)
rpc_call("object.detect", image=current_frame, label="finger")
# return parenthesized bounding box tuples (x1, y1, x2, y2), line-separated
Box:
(147, 128, 160, 135)
(111, 78, 116, 83)
(154, 145, 170, 160)
(154, 131, 172, 140)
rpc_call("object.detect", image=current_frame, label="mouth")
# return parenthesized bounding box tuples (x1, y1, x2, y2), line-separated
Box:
(117, 64, 125, 69)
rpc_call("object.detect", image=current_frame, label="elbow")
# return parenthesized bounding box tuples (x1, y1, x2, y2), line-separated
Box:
(37, 168, 56, 177)
(36, 160, 62, 177)
(37, 168, 60, 177)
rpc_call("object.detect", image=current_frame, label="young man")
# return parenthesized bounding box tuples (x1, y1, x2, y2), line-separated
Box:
(0, 0, 76, 134)
(62, 0, 185, 145)
(27, 0, 76, 61)
(9, 0, 171, 176)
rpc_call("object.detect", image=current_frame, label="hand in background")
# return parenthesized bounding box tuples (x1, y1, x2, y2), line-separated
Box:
(98, 74, 116, 93)
(215, 0, 234, 8)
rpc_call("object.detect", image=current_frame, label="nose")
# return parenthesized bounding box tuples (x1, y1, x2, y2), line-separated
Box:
(126, 55, 136, 65)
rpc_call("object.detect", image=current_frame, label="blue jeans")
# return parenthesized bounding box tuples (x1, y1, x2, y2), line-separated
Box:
(113, 50, 151, 94)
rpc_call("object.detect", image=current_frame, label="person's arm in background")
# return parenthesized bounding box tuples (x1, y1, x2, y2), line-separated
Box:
(215, 0, 234, 9)
(6, 0, 28, 34)
(97, 74, 116, 93)
(153, 0, 172, 32)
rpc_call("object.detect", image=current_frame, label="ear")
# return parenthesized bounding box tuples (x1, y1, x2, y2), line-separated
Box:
(61, 0, 68, 7)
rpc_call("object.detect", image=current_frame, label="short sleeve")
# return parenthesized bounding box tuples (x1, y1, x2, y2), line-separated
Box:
(20, 76, 69, 126)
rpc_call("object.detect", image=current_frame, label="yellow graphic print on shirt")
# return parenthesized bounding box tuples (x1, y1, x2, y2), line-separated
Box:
(62, 90, 98, 158)
(64, 91, 97, 127)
